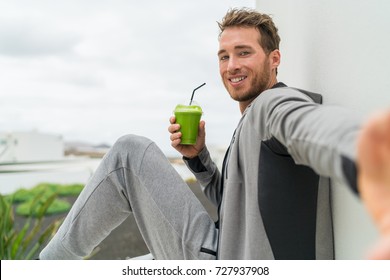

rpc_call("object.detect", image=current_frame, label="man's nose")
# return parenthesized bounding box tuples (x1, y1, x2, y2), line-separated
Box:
(227, 57, 240, 73)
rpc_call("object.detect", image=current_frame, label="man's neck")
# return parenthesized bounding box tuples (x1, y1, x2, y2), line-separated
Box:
(239, 80, 280, 114)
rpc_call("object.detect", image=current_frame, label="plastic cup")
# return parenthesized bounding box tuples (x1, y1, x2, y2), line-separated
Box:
(174, 103, 203, 145)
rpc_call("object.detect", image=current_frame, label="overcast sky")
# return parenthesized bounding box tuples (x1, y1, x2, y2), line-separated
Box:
(0, 0, 255, 156)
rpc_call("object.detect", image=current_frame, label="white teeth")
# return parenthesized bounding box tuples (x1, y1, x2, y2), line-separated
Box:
(230, 77, 245, 83)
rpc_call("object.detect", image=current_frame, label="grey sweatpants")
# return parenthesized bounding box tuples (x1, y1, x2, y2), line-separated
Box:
(39, 135, 218, 260)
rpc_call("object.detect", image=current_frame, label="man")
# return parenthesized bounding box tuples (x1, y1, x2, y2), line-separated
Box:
(40, 8, 389, 260)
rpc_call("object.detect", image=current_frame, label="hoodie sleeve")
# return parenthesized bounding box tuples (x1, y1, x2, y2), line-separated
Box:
(183, 147, 223, 207)
(251, 87, 362, 193)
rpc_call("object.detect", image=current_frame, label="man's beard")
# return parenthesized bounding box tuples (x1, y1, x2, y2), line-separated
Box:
(227, 63, 271, 103)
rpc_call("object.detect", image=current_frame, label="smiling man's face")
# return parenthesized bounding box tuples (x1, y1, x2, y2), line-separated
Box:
(218, 26, 279, 112)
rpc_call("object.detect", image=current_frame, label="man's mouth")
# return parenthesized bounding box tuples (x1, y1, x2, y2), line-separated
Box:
(229, 76, 247, 83)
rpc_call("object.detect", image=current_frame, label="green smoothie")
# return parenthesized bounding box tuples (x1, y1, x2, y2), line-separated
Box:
(174, 104, 203, 145)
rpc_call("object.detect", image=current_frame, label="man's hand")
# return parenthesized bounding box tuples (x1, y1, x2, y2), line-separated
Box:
(168, 116, 206, 159)
(357, 110, 390, 259)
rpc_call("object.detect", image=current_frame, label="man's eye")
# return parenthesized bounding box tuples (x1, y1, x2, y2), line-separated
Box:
(219, 55, 229, 61)
(239, 51, 250, 56)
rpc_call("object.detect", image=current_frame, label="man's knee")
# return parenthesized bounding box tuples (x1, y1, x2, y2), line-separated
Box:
(113, 134, 154, 155)
(104, 135, 156, 172)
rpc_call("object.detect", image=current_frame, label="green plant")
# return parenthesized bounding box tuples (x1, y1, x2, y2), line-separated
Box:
(0, 192, 62, 259)
(10, 183, 84, 217)
(12, 183, 84, 203)
(57, 183, 84, 196)
(16, 199, 71, 217)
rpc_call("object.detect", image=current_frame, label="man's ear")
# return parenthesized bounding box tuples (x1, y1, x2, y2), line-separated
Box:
(270, 49, 281, 69)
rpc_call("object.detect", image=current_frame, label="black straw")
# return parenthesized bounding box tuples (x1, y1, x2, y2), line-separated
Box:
(189, 83, 206, 105)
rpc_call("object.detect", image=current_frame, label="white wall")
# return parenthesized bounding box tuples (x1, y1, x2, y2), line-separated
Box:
(256, 0, 390, 259)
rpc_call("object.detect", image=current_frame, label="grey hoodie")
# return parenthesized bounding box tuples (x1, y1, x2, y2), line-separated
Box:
(185, 83, 361, 259)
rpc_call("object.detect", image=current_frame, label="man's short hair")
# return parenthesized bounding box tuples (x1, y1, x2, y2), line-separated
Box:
(218, 8, 281, 55)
